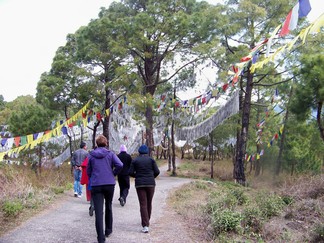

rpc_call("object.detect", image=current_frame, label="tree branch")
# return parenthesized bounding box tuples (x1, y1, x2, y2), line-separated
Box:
(254, 77, 294, 87)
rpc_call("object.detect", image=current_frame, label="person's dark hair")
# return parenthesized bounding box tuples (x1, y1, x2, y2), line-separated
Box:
(80, 141, 87, 149)
(96, 135, 108, 147)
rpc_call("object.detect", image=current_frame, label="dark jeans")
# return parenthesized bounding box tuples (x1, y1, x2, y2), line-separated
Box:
(118, 175, 130, 201)
(136, 186, 155, 227)
(91, 185, 115, 243)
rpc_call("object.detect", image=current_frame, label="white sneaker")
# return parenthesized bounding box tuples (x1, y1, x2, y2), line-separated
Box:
(141, 226, 149, 233)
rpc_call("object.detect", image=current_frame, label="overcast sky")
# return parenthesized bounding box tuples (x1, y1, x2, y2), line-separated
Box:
(0, 0, 323, 102)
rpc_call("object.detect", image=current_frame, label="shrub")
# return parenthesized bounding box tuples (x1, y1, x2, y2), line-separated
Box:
(281, 195, 294, 205)
(256, 192, 285, 219)
(65, 182, 73, 190)
(194, 181, 208, 190)
(211, 208, 243, 235)
(242, 206, 263, 233)
(231, 188, 248, 205)
(2, 200, 23, 217)
(52, 186, 65, 194)
(311, 224, 324, 243)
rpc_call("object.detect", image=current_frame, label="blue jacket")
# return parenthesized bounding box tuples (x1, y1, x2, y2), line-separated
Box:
(87, 147, 123, 186)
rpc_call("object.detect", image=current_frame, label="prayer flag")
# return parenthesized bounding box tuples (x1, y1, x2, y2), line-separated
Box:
(279, 0, 311, 37)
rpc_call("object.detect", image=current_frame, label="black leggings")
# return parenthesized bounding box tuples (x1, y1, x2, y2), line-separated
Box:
(91, 185, 115, 243)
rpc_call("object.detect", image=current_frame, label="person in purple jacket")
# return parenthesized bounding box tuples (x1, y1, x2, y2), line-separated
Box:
(87, 135, 123, 243)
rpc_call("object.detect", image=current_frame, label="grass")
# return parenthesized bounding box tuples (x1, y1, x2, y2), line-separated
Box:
(169, 158, 324, 242)
(0, 162, 72, 236)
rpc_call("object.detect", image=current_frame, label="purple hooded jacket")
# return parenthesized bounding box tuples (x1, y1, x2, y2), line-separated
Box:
(86, 147, 123, 186)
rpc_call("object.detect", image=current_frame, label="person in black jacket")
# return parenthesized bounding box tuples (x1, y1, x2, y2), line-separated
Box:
(129, 144, 160, 233)
(117, 144, 132, 206)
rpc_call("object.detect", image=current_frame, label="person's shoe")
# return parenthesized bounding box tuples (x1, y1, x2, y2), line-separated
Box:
(77, 194, 82, 198)
(89, 206, 94, 217)
(118, 197, 125, 207)
(74, 192, 78, 197)
(105, 230, 112, 237)
(141, 226, 149, 233)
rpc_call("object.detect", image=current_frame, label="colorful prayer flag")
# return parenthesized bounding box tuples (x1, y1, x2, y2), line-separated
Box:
(279, 0, 311, 37)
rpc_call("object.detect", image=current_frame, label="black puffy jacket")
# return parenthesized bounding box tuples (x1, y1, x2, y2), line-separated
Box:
(117, 152, 132, 176)
(129, 154, 160, 188)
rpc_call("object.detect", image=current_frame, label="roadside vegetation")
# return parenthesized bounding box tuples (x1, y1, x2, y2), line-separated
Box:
(0, 162, 72, 236)
(169, 158, 324, 242)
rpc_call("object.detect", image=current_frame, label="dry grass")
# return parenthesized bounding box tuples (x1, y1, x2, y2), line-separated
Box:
(170, 158, 324, 243)
(0, 163, 72, 236)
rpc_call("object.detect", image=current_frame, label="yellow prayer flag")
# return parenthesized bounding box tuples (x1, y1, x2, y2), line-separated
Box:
(212, 89, 218, 97)
(27, 134, 33, 144)
(30, 140, 37, 149)
(287, 35, 300, 51)
(280, 125, 284, 134)
(309, 14, 324, 33)
(0, 152, 5, 161)
(105, 109, 110, 116)
(83, 119, 88, 128)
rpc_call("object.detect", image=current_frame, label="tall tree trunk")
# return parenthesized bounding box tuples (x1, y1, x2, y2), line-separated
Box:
(255, 87, 262, 176)
(275, 87, 293, 175)
(234, 77, 244, 181)
(145, 105, 154, 156)
(64, 106, 74, 175)
(234, 69, 254, 185)
(210, 133, 214, 179)
(316, 101, 324, 142)
(38, 144, 42, 175)
(92, 121, 101, 149)
(181, 147, 184, 159)
(168, 134, 171, 171)
(103, 90, 111, 148)
(171, 118, 176, 176)
(171, 85, 177, 176)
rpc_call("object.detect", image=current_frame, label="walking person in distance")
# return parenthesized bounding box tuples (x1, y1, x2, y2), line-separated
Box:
(117, 144, 132, 207)
(87, 135, 123, 243)
(129, 144, 160, 233)
(80, 157, 94, 216)
(71, 141, 88, 198)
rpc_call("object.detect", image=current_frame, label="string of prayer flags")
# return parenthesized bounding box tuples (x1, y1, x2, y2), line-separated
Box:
(245, 125, 284, 162)
(0, 100, 93, 158)
(279, 0, 312, 37)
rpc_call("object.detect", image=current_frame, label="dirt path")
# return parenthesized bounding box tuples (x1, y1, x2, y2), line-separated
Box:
(0, 165, 194, 243)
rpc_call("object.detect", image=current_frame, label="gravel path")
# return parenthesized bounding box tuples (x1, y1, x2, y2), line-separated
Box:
(0, 167, 194, 243)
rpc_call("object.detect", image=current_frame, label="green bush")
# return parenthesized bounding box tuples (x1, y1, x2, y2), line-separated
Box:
(194, 181, 208, 190)
(2, 200, 23, 217)
(256, 193, 285, 219)
(52, 186, 65, 194)
(242, 206, 263, 233)
(231, 188, 248, 205)
(65, 182, 73, 190)
(281, 195, 294, 205)
(211, 208, 243, 235)
(223, 193, 238, 209)
(312, 224, 324, 243)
